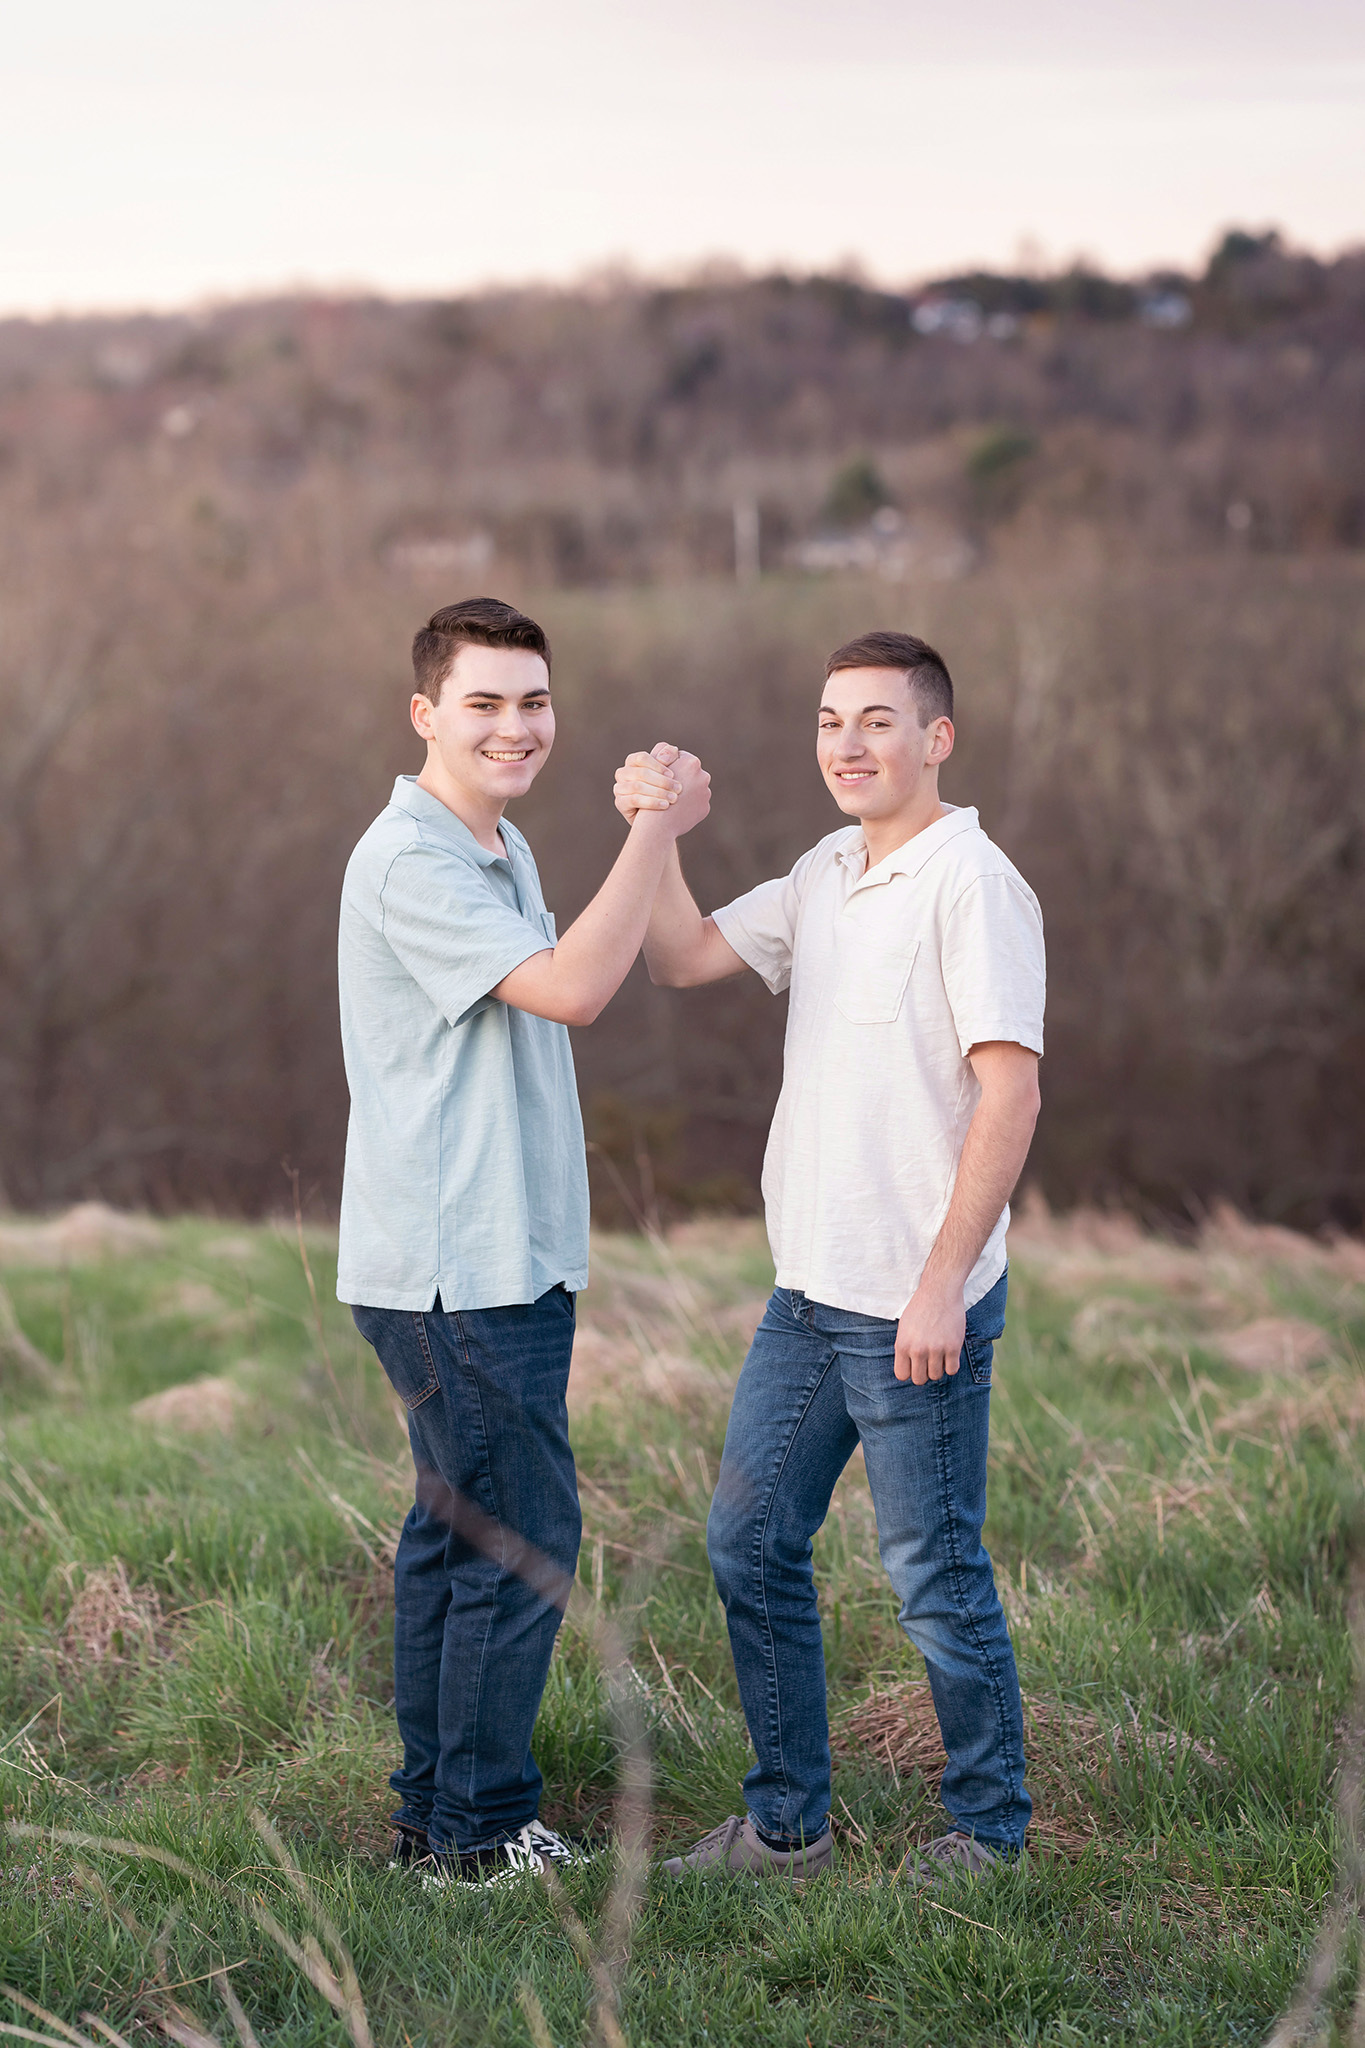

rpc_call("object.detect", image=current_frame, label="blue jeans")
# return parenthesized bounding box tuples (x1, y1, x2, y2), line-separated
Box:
(351, 1287, 580, 1853)
(706, 1270, 1029, 1852)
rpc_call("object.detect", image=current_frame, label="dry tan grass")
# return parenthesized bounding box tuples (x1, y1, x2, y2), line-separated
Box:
(567, 1223, 769, 1414)
(0, 1203, 163, 1268)
(131, 1375, 247, 1433)
(833, 1680, 1223, 1857)
(1212, 1318, 1339, 1374)
(59, 1560, 163, 1667)
(1011, 1193, 1362, 1370)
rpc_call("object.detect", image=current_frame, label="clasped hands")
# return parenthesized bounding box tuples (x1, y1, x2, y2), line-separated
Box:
(614, 742, 710, 834)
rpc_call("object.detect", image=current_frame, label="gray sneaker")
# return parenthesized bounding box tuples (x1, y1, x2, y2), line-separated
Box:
(660, 1814, 834, 1883)
(900, 1830, 1009, 1889)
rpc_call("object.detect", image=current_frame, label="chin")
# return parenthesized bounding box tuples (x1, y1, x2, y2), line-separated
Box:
(478, 764, 540, 797)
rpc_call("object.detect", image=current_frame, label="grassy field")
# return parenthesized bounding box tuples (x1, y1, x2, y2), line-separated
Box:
(1, 1201, 1363, 2046)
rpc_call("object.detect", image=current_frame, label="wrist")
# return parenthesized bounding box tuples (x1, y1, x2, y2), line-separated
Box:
(629, 808, 679, 845)
(911, 1265, 968, 1305)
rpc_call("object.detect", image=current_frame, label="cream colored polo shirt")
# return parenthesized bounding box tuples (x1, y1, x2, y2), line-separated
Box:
(711, 805, 1045, 1320)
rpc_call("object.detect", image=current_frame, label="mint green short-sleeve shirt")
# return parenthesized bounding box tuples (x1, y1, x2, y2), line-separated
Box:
(336, 777, 589, 1311)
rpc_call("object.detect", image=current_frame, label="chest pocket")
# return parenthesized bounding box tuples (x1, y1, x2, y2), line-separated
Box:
(539, 909, 557, 944)
(834, 935, 920, 1025)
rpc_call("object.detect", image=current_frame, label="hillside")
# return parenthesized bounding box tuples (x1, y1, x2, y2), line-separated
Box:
(0, 234, 1363, 1224)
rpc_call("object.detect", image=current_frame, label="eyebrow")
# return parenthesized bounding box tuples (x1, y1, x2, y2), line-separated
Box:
(818, 703, 902, 718)
(460, 686, 552, 702)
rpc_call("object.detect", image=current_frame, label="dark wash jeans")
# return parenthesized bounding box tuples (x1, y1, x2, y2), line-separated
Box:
(707, 1270, 1030, 1852)
(351, 1286, 580, 1853)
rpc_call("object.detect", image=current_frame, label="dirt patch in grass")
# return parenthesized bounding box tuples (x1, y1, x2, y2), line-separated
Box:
(60, 1559, 164, 1666)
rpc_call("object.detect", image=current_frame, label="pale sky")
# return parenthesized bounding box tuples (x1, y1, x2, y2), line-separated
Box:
(3, 0, 1363, 314)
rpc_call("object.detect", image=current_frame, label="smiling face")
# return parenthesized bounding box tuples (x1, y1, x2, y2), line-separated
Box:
(817, 665, 954, 845)
(411, 642, 555, 835)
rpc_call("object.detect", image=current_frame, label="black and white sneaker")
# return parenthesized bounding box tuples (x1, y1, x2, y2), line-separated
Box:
(420, 1820, 593, 1890)
(386, 1821, 430, 1869)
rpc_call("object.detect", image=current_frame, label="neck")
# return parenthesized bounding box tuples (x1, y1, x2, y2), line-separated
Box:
(416, 754, 505, 853)
(859, 784, 946, 869)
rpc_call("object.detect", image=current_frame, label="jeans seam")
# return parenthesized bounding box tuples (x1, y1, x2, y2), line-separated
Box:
(447, 1311, 507, 1831)
(404, 1313, 441, 1406)
(930, 1380, 1023, 1838)
(749, 1338, 842, 1829)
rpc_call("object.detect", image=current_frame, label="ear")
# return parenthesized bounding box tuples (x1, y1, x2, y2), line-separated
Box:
(927, 715, 955, 765)
(411, 693, 436, 741)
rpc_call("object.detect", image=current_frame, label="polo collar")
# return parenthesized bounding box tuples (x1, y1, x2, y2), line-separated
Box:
(388, 776, 518, 867)
(840, 804, 981, 889)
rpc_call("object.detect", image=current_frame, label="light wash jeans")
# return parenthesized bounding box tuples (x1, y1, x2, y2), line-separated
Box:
(351, 1286, 580, 1854)
(706, 1270, 1029, 1851)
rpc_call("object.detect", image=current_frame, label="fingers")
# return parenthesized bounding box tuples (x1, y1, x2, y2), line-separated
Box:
(615, 747, 683, 815)
(614, 778, 675, 812)
(894, 1345, 958, 1385)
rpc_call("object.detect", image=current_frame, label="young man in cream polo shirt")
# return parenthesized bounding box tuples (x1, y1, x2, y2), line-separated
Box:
(614, 629, 1044, 1886)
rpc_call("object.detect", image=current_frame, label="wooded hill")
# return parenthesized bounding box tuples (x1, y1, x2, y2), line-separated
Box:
(1, 231, 1362, 1227)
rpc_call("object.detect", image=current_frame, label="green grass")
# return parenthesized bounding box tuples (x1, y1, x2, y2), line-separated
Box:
(0, 1207, 1362, 2045)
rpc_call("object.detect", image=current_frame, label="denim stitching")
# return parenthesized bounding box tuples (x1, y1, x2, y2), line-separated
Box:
(964, 1333, 992, 1386)
(446, 1309, 508, 1833)
(929, 1374, 1025, 1844)
(748, 1319, 842, 1833)
(399, 1313, 440, 1408)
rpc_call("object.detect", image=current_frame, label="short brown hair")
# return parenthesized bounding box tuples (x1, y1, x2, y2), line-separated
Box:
(412, 597, 551, 704)
(825, 629, 953, 726)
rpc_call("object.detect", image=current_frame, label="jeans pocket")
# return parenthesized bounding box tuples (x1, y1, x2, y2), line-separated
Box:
(351, 1306, 441, 1410)
(963, 1332, 994, 1386)
(961, 1271, 1007, 1386)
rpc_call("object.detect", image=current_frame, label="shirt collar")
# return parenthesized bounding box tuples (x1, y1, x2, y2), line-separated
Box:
(388, 776, 518, 867)
(837, 804, 981, 889)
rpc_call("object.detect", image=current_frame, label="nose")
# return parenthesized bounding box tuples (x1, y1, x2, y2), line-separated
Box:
(495, 705, 531, 741)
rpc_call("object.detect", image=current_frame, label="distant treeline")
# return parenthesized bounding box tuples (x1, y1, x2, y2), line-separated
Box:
(0, 234, 1362, 1229)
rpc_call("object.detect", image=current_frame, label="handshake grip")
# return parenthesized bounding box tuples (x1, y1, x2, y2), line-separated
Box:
(614, 741, 711, 835)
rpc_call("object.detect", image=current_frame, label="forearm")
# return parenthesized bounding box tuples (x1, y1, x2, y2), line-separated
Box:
(893, 1047, 1039, 1383)
(920, 1088, 1038, 1296)
(642, 845, 733, 986)
(494, 813, 676, 1025)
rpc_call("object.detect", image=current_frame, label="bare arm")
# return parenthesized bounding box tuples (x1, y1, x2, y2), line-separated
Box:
(894, 1041, 1041, 1385)
(643, 844, 747, 987)
(493, 758, 710, 1026)
(613, 747, 748, 988)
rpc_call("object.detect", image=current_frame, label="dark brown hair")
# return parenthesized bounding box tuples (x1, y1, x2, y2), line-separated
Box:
(825, 628, 953, 726)
(412, 597, 551, 704)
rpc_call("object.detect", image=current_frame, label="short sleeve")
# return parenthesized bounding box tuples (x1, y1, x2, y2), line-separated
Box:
(941, 873, 1046, 1058)
(711, 847, 818, 994)
(378, 843, 550, 1026)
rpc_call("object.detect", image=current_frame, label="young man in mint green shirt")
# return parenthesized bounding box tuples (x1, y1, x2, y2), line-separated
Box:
(339, 597, 709, 1885)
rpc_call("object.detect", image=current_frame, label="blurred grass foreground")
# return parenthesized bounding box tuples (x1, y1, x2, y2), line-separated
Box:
(1, 1201, 1363, 2044)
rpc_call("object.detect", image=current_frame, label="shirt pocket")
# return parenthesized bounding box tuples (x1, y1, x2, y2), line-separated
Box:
(539, 909, 557, 944)
(834, 936, 920, 1025)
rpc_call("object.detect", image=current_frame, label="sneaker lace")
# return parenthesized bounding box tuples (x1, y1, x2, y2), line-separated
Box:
(927, 1831, 997, 1871)
(518, 1821, 580, 1866)
(688, 1816, 742, 1857)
